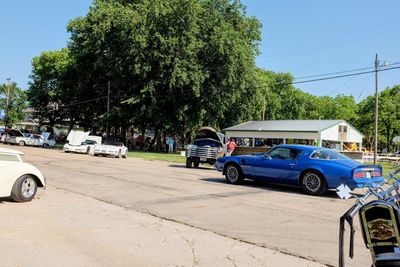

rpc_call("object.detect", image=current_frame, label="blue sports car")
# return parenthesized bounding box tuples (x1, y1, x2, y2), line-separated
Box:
(215, 144, 384, 195)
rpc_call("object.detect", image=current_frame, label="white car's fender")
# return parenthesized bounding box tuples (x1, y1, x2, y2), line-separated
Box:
(0, 161, 46, 198)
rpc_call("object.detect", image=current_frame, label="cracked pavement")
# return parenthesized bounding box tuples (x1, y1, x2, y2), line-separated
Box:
(0, 145, 371, 266)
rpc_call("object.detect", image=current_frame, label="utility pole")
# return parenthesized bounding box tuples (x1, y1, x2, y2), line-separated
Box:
(374, 54, 379, 165)
(262, 98, 266, 121)
(106, 80, 110, 141)
(5, 78, 11, 128)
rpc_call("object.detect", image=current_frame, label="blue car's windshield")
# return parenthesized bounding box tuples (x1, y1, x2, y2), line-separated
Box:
(310, 149, 350, 160)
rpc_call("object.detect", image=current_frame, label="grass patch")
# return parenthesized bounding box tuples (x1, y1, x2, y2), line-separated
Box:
(381, 163, 395, 177)
(53, 143, 64, 150)
(127, 151, 186, 163)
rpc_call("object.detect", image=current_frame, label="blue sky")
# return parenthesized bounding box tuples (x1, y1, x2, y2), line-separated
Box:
(1, 1, 399, 101)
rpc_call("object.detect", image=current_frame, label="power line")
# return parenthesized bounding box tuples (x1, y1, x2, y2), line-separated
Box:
(291, 66, 400, 85)
(295, 66, 375, 80)
(294, 62, 400, 80)
(263, 17, 400, 60)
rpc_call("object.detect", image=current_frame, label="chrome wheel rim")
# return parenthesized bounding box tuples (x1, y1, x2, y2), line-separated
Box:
(226, 166, 238, 182)
(21, 178, 36, 198)
(304, 173, 320, 192)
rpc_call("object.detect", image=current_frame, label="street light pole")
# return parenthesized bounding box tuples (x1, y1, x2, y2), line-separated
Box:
(374, 54, 379, 165)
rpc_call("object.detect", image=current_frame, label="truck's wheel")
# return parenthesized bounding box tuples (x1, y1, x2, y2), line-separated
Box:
(186, 158, 193, 168)
(193, 158, 200, 168)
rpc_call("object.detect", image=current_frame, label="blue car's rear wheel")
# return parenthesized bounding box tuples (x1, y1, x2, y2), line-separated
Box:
(225, 164, 243, 184)
(301, 171, 327, 195)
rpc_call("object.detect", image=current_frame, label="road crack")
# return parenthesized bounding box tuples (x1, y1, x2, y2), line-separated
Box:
(175, 228, 198, 266)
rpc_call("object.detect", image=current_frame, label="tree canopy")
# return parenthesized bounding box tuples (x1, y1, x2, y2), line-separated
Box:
(0, 82, 27, 127)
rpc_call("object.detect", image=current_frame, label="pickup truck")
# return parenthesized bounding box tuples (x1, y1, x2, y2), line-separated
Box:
(185, 127, 226, 168)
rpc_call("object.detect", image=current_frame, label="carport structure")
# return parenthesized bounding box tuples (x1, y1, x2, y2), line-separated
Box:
(224, 120, 364, 151)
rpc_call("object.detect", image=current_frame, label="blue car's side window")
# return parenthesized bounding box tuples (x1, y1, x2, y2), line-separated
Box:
(291, 149, 302, 160)
(269, 148, 301, 160)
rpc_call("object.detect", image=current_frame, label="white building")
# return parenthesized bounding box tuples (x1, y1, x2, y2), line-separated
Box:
(224, 120, 364, 151)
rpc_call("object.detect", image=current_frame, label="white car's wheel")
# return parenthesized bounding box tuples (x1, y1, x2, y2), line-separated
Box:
(19, 141, 25, 146)
(117, 150, 122, 158)
(11, 175, 38, 202)
(42, 143, 49, 148)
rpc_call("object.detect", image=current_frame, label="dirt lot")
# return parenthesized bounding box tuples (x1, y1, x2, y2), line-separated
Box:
(0, 145, 371, 266)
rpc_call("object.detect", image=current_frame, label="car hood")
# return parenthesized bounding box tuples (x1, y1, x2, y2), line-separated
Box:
(67, 130, 90, 146)
(195, 127, 222, 143)
(0, 147, 24, 155)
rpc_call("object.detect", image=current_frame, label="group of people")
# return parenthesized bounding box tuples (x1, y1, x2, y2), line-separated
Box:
(127, 134, 152, 151)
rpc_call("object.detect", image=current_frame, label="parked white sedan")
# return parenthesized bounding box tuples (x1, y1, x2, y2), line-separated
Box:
(0, 147, 46, 202)
(24, 132, 56, 148)
(94, 141, 128, 158)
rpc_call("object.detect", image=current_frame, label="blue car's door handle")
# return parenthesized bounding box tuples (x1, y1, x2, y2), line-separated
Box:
(289, 163, 296, 168)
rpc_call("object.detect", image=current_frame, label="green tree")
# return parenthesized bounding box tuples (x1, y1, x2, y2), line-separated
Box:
(66, 0, 261, 147)
(379, 86, 400, 152)
(28, 48, 77, 132)
(356, 86, 400, 152)
(0, 82, 27, 127)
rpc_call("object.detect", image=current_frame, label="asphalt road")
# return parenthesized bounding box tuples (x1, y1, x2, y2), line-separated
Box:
(0, 145, 372, 266)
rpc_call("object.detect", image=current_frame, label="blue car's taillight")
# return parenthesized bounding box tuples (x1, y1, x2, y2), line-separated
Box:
(354, 170, 382, 178)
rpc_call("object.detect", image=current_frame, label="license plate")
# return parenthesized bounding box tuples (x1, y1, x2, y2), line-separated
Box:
(200, 157, 207, 162)
(366, 172, 371, 178)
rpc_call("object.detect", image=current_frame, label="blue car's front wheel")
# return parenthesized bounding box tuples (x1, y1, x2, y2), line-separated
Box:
(225, 164, 243, 184)
(301, 171, 327, 196)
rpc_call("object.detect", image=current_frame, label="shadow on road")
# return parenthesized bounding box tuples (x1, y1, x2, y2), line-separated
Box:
(0, 197, 12, 203)
(200, 177, 339, 199)
(168, 164, 214, 170)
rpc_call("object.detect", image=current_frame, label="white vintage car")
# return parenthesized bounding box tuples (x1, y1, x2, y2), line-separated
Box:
(0, 147, 46, 202)
(24, 132, 56, 148)
(63, 130, 102, 154)
(94, 141, 128, 158)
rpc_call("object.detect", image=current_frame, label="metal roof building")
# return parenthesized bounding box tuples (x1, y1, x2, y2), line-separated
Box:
(224, 120, 364, 151)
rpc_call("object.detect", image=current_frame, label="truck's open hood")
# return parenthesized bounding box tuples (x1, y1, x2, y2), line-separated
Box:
(195, 127, 222, 143)
(67, 130, 90, 146)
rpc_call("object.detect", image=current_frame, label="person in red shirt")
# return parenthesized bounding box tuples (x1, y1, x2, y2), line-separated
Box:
(226, 138, 237, 156)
